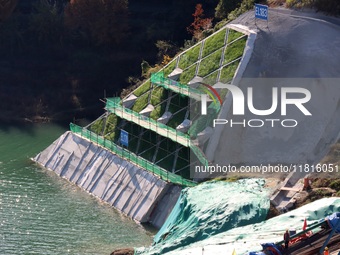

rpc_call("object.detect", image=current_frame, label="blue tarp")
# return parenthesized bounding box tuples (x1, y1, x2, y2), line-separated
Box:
(261, 243, 282, 255)
(326, 212, 340, 233)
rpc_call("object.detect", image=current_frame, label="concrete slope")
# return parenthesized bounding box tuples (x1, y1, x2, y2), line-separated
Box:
(33, 131, 181, 227)
(208, 10, 340, 167)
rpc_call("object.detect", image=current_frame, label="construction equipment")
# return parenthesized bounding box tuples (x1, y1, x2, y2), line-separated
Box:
(246, 213, 340, 255)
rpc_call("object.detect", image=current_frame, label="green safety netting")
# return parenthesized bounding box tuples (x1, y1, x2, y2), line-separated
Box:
(189, 143, 209, 167)
(135, 179, 270, 255)
(188, 99, 220, 139)
(151, 72, 202, 97)
(106, 97, 190, 147)
(151, 73, 221, 149)
(69, 123, 196, 187)
(106, 97, 209, 168)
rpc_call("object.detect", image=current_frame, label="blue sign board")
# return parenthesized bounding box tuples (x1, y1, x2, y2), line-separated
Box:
(255, 4, 268, 20)
(120, 130, 129, 146)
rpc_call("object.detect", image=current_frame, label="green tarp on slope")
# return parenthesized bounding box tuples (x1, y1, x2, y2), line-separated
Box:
(136, 179, 270, 255)
(159, 197, 340, 255)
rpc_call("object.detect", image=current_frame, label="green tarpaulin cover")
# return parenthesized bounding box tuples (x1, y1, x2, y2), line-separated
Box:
(136, 179, 270, 254)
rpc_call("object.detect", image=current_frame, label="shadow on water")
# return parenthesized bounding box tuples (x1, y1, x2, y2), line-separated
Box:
(0, 118, 93, 164)
(0, 121, 38, 134)
(0, 100, 104, 134)
(0, 117, 90, 136)
(0, 121, 56, 136)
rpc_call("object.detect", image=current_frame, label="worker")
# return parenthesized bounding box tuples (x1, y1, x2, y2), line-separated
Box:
(284, 229, 290, 249)
(324, 247, 329, 255)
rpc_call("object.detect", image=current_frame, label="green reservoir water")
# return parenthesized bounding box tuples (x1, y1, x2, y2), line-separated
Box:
(0, 124, 153, 255)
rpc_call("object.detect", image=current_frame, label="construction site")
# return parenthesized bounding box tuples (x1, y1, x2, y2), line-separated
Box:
(33, 7, 340, 255)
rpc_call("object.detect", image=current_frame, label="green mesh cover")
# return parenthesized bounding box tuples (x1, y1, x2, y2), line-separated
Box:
(70, 123, 196, 187)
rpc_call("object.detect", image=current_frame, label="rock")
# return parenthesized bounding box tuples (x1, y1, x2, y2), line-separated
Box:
(110, 248, 134, 255)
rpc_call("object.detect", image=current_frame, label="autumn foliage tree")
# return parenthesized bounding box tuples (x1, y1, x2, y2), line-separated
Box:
(187, 3, 213, 41)
(64, 0, 129, 46)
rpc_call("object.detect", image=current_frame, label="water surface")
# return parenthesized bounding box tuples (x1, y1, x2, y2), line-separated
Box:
(0, 124, 153, 255)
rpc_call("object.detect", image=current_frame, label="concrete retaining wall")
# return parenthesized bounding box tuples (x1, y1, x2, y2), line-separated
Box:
(33, 131, 181, 227)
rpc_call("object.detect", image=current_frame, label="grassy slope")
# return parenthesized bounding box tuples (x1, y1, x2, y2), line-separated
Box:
(89, 25, 248, 134)
(126, 26, 247, 122)
(87, 25, 248, 173)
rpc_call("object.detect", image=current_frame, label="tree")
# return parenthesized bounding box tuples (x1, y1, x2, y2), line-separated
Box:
(0, 0, 17, 22)
(65, 0, 129, 45)
(187, 3, 213, 41)
(314, 0, 340, 15)
(215, 0, 242, 19)
(29, 0, 65, 45)
(227, 0, 255, 21)
(155, 40, 178, 63)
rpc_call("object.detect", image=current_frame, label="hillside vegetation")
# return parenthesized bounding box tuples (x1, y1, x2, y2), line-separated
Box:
(268, 0, 340, 15)
(1, 0, 338, 124)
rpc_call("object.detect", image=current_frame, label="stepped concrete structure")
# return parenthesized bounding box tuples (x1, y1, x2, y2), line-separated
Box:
(33, 23, 253, 227)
